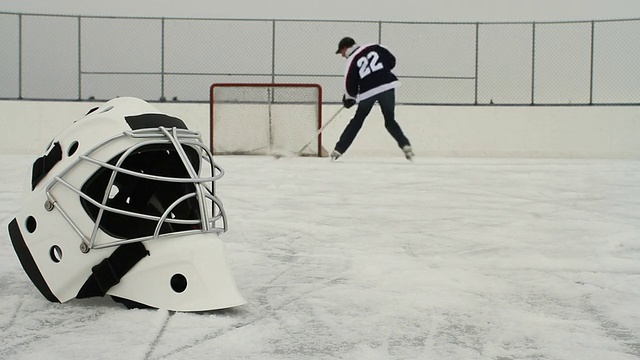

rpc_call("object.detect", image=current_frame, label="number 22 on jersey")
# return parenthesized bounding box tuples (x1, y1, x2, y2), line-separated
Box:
(357, 51, 384, 79)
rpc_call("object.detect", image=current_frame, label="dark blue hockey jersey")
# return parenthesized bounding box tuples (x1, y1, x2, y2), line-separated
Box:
(343, 43, 400, 102)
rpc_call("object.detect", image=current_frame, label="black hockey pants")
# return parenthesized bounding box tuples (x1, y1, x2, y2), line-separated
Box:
(334, 89, 411, 154)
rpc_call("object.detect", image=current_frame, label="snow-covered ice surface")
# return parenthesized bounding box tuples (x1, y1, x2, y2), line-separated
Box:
(1, 154, 640, 360)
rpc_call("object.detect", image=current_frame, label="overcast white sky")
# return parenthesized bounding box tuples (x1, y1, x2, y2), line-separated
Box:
(1, 0, 640, 22)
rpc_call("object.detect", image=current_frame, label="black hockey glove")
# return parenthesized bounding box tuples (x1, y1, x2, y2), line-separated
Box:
(342, 95, 356, 109)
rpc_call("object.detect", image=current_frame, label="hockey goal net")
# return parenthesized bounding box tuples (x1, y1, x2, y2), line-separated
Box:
(209, 83, 325, 157)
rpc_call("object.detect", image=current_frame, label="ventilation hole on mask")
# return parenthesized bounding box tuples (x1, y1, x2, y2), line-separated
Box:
(85, 106, 99, 115)
(170, 274, 187, 293)
(109, 185, 120, 199)
(25, 216, 37, 233)
(67, 141, 79, 156)
(99, 105, 114, 113)
(49, 245, 63, 263)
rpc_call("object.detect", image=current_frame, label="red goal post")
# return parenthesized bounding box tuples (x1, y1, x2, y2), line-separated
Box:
(209, 83, 325, 157)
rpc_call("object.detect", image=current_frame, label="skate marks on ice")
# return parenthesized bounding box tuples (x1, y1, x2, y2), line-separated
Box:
(1, 155, 640, 359)
(146, 221, 355, 359)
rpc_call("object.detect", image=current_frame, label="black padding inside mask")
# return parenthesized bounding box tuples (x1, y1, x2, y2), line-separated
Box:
(31, 141, 63, 190)
(8, 218, 60, 303)
(80, 144, 202, 240)
(125, 113, 188, 130)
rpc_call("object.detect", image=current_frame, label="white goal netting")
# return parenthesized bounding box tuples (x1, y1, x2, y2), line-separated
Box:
(210, 83, 325, 157)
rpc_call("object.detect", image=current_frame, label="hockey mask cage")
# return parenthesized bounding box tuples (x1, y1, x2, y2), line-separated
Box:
(72, 125, 227, 250)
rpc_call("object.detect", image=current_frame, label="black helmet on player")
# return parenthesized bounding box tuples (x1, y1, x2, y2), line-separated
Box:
(8, 97, 245, 311)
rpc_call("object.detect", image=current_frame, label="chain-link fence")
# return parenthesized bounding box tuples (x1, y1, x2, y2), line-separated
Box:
(1, 12, 639, 105)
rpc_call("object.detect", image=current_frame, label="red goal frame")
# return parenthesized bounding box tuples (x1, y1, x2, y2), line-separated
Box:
(209, 83, 323, 156)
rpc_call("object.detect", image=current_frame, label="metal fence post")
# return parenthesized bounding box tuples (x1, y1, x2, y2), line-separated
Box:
(78, 16, 82, 101)
(474, 22, 479, 105)
(18, 14, 22, 99)
(531, 21, 536, 105)
(160, 17, 166, 102)
(271, 20, 276, 84)
(589, 20, 595, 105)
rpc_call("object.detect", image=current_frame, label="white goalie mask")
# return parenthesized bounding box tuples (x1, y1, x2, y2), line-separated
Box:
(8, 97, 245, 312)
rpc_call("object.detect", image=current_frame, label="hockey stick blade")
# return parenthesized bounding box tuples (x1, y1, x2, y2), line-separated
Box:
(295, 106, 345, 156)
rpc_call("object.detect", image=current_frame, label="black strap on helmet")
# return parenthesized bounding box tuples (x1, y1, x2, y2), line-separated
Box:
(31, 141, 63, 190)
(76, 242, 149, 298)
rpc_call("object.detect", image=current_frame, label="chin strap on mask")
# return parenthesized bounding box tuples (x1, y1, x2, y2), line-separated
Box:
(76, 242, 149, 299)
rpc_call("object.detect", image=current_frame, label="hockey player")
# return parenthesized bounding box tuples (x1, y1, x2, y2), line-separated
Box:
(331, 36, 414, 161)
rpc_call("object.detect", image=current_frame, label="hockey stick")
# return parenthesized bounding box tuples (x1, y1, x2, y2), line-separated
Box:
(272, 105, 345, 159)
(273, 105, 345, 159)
